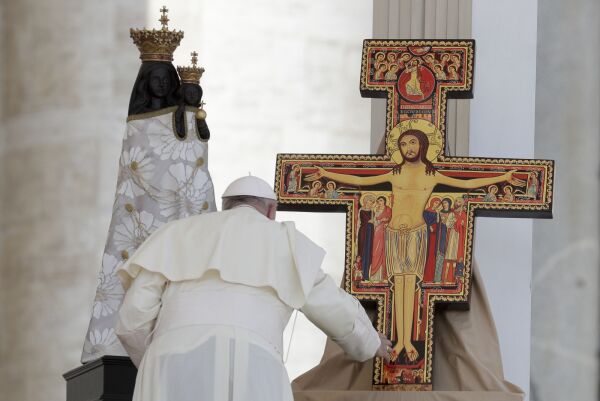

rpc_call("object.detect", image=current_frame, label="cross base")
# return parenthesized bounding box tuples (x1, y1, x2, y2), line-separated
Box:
(294, 390, 522, 400)
(373, 384, 433, 391)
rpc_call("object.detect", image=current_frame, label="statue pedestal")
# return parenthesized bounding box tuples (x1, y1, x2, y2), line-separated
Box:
(63, 356, 136, 401)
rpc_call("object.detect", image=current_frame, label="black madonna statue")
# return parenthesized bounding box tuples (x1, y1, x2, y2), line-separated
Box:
(176, 51, 210, 141)
(80, 7, 216, 363)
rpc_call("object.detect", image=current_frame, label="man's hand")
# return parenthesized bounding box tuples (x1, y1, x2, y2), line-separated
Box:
(375, 332, 393, 363)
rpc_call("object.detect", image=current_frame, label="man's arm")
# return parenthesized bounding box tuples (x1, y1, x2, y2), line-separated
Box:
(116, 269, 167, 367)
(300, 270, 391, 362)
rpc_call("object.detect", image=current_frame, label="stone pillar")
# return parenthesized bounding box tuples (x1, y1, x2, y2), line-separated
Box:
(532, 0, 600, 400)
(371, 0, 472, 155)
(0, 2, 145, 400)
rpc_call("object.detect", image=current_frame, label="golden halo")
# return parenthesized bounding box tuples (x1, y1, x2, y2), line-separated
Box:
(359, 192, 377, 207)
(386, 119, 443, 164)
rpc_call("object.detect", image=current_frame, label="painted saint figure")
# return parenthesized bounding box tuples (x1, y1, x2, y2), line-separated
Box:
(307, 129, 517, 363)
(324, 181, 340, 199)
(308, 180, 324, 198)
(422, 197, 441, 282)
(483, 185, 499, 202)
(436, 198, 454, 283)
(375, 63, 388, 81)
(357, 194, 376, 281)
(527, 171, 539, 198)
(433, 64, 446, 80)
(442, 198, 460, 283)
(385, 64, 400, 81)
(502, 186, 515, 202)
(452, 196, 468, 278)
(287, 165, 301, 193)
(447, 65, 459, 80)
(370, 196, 392, 282)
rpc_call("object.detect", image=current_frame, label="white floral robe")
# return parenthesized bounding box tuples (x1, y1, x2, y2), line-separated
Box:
(82, 107, 216, 362)
(115, 207, 380, 401)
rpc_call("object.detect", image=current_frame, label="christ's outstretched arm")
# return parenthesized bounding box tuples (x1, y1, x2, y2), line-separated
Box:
(435, 169, 524, 189)
(306, 166, 393, 187)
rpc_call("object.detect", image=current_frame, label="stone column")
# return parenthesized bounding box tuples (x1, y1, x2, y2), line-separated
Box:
(0, 2, 144, 400)
(531, 0, 600, 400)
(371, 0, 472, 155)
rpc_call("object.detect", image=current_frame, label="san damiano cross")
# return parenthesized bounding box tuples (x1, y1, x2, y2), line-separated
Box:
(274, 40, 553, 390)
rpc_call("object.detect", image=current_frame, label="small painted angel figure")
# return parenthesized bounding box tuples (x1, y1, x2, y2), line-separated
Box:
(483, 185, 499, 202)
(385, 64, 400, 81)
(375, 62, 388, 81)
(447, 65, 459, 80)
(324, 181, 340, 199)
(423, 54, 436, 67)
(502, 185, 515, 202)
(308, 180, 324, 198)
(433, 64, 446, 80)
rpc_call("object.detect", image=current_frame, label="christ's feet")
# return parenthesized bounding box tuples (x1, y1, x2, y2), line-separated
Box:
(389, 344, 404, 363)
(404, 341, 419, 362)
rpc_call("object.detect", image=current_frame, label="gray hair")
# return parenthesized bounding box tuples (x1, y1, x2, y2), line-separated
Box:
(222, 195, 276, 215)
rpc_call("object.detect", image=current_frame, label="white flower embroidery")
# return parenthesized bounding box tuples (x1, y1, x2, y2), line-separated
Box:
(92, 254, 124, 319)
(86, 328, 118, 355)
(100, 253, 119, 277)
(148, 129, 205, 162)
(117, 147, 155, 198)
(158, 163, 214, 219)
(113, 210, 160, 254)
(125, 118, 145, 139)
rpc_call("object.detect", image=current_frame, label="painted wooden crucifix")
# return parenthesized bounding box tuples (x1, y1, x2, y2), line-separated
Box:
(274, 40, 553, 390)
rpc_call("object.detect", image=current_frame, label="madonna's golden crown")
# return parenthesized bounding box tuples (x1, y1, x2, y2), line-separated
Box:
(130, 6, 184, 62)
(177, 52, 205, 84)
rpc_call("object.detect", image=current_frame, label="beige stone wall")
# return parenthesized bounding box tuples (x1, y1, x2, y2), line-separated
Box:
(0, 2, 144, 400)
(531, 0, 600, 400)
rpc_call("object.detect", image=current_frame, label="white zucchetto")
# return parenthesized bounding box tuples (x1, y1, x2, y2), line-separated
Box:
(222, 175, 277, 200)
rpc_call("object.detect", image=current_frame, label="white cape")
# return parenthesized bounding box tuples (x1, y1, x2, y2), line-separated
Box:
(118, 206, 324, 309)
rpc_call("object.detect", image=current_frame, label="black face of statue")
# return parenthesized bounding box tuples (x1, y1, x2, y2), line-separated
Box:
(149, 67, 171, 98)
(128, 61, 181, 116)
(183, 84, 201, 106)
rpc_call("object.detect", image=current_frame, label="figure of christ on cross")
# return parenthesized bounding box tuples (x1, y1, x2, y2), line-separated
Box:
(307, 129, 521, 362)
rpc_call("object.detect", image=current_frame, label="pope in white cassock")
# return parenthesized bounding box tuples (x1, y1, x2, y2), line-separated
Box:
(115, 175, 392, 401)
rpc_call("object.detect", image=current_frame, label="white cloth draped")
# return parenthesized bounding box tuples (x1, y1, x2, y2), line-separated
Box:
(116, 207, 381, 401)
(81, 109, 216, 363)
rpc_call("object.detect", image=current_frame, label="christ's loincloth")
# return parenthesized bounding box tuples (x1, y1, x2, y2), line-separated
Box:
(385, 224, 428, 279)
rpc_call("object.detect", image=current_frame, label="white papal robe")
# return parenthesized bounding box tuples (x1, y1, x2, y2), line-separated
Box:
(115, 206, 380, 401)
